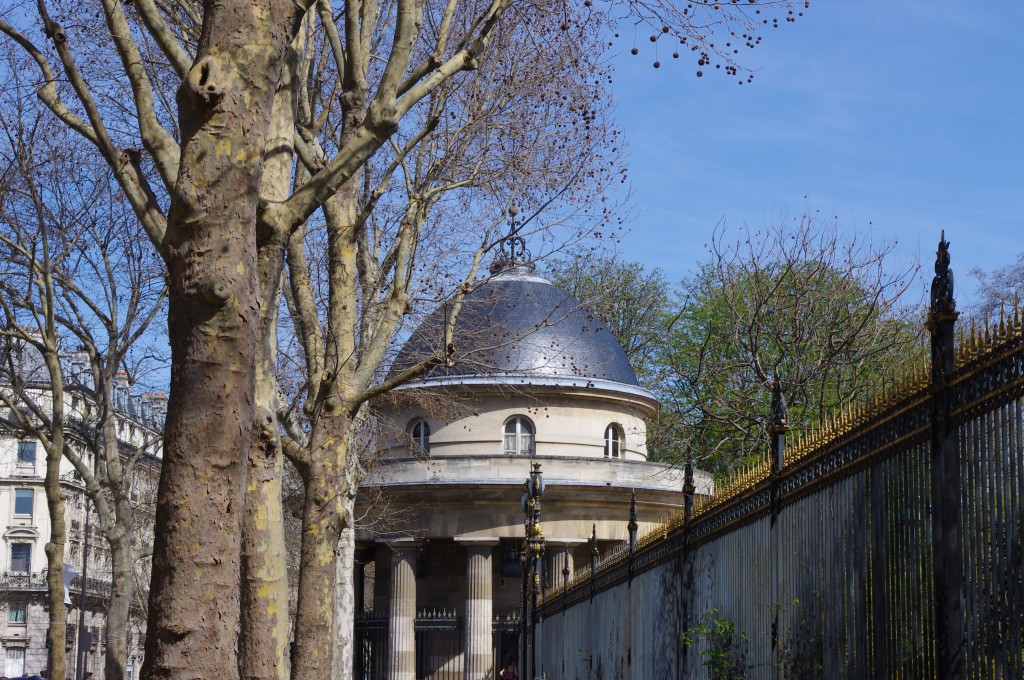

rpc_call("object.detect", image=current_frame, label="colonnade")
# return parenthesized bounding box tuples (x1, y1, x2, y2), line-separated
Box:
(375, 537, 580, 680)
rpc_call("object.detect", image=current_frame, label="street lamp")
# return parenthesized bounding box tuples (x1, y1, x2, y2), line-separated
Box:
(520, 482, 529, 675)
(769, 377, 788, 521)
(520, 462, 545, 680)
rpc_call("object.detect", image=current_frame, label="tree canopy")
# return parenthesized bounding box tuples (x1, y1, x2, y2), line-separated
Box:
(557, 213, 922, 478)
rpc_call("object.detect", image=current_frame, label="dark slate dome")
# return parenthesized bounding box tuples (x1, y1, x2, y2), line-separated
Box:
(391, 265, 640, 387)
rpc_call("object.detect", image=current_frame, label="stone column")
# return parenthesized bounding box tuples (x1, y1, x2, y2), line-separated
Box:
(458, 538, 499, 680)
(387, 540, 420, 680)
(550, 545, 575, 590)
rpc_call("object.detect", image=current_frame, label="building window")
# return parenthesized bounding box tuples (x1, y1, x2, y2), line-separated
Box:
(604, 424, 622, 458)
(8, 599, 25, 623)
(503, 417, 534, 456)
(5, 648, 24, 677)
(409, 419, 430, 455)
(16, 441, 35, 466)
(14, 489, 33, 517)
(9, 543, 31, 573)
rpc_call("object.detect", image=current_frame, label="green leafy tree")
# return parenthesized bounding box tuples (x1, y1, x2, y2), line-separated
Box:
(660, 212, 922, 476)
(543, 217, 921, 476)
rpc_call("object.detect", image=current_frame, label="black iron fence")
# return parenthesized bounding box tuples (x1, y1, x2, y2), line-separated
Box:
(415, 610, 463, 679)
(354, 610, 463, 680)
(353, 613, 387, 680)
(354, 611, 521, 680)
(536, 240, 1024, 680)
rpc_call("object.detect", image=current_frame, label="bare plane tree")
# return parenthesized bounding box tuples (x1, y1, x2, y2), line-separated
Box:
(0, 95, 167, 679)
(0, 0, 809, 676)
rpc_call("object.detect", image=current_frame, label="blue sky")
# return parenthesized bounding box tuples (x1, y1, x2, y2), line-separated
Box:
(609, 0, 1024, 309)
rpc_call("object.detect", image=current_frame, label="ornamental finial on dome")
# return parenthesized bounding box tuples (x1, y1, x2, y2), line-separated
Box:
(489, 205, 534, 275)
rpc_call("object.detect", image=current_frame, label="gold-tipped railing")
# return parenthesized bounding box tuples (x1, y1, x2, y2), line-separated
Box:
(542, 299, 1024, 606)
(953, 300, 1024, 371)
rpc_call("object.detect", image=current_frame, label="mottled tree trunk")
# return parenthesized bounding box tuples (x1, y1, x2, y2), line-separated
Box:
(240, 267, 290, 680)
(142, 3, 300, 677)
(42, 421, 67, 680)
(291, 415, 354, 679)
(239, 30, 300, 680)
(106, 532, 133, 680)
(101, 405, 136, 680)
(240, 366, 289, 680)
(333, 500, 357, 679)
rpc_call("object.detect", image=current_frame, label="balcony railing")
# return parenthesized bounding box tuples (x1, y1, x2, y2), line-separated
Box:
(0, 569, 118, 603)
(69, 573, 111, 598)
(0, 571, 48, 591)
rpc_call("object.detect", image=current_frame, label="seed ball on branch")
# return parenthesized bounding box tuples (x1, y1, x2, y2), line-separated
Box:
(631, 47, 638, 55)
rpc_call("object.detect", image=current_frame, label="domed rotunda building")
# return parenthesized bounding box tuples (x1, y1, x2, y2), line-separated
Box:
(354, 261, 712, 679)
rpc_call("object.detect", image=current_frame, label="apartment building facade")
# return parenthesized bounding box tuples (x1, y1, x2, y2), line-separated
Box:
(0, 368, 163, 679)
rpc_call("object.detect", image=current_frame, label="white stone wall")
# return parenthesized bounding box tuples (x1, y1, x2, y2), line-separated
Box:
(379, 385, 656, 462)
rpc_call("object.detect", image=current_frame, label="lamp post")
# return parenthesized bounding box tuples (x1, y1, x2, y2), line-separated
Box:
(519, 482, 529, 675)
(768, 377, 788, 658)
(520, 462, 545, 680)
(769, 377, 788, 521)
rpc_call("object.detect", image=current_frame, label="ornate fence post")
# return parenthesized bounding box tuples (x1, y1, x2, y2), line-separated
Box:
(627, 489, 638, 582)
(768, 378, 788, 669)
(679, 461, 696, 674)
(927, 232, 964, 680)
(769, 378, 788, 522)
(589, 523, 598, 600)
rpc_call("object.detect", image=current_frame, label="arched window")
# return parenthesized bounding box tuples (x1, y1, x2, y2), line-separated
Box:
(503, 417, 535, 456)
(409, 419, 431, 455)
(604, 424, 622, 458)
